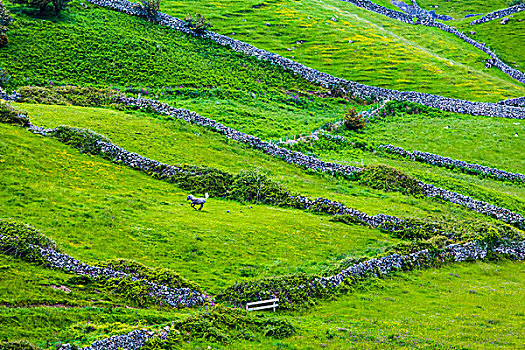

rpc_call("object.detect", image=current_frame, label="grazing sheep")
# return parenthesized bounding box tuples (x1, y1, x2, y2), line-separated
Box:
(186, 193, 209, 210)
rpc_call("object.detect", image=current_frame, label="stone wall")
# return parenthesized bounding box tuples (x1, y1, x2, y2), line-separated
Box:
(498, 96, 525, 107)
(112, 96, 525, 228)
(59, 326, 170, 350)
(471, 4, 525, 25)
(0, 230, 207, 308)
(379, 144, 525, 183)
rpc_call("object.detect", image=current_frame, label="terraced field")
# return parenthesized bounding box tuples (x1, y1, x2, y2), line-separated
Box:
(0, 0, 524, 348)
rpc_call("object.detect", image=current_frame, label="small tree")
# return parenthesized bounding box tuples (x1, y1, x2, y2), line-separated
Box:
(343, 107, 366, 131)
(184, 13, 212, 33)
(51, 0, 71, 15)
(139, 0, 160, 19)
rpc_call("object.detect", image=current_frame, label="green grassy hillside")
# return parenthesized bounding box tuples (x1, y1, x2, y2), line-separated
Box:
(457, 11, 525, 71)
(1, 0, 524, 348)
(159, 0, 525, 101)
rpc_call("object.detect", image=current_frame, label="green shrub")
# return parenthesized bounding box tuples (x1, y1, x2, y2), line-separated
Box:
(228, 169, 294, 205)
(49, 126, 110, 154)
(508, 0, 523, 6)
(138, 0, 160, 19)
(95, 258, 201, 292)
(184, 13, 212, 33)
(385, 235, 452, 255)
(380, 216, 523, 246)
(16, 85, 125, 107)
(98, 276, 155, 307)
(343, 107, 365, 131)
(377, 100, 444, 119)
(0, 101, 30, 126)
(11, 0, 51, 14)
(330, 214, 368, 227)
(218, 273, 332, 309)
(143, 305, 295, 347)
(0, 219, 58, 264)
(356, 165, 424, 196)
(172, 166, 233, 198)
(51, 0, 70, 15)
(12, 0, 69, 15)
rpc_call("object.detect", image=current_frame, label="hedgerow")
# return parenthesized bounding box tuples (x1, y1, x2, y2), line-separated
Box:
(217, 273, 333, 310)
(95, 258, 202, 292)
(0, 100, 29, 126)
(142, 305, 295, 348)
(16, 85, 125, 107)
(0, 219, 58, 265)
(356, 165, 424, 196)
(49, 126, 109, 154)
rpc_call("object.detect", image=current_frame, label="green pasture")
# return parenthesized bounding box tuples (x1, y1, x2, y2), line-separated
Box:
(1, 121, 407, 293)
(12, 103, 499, 220)
(457, 11, 525, 72)
(159, 0, 525, 101)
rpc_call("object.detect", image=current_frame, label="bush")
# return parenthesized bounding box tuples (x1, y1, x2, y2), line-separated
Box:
(12, 0, 69, 15)
(0, 101, 30, 126)
(357, 165, 424, 196)
(17, 85, 125, 107)
(330, 214, 368, 227)
(11, 0, 51, 14)
(49, 126, 110, 154)
(228, 169, 294, 205)
(139, 0, 160, 19)
(184, 13, 212, 33)
(0, 219, 58, 264)
(218, 273, 332, 309)
(343, 107, 365, 130)
(173, 166, 233, 198)
(51, 0, 70, 15)
(378, 100, 443, 119)
(508, 0, 523, 6)
(142, 305, 295, 347)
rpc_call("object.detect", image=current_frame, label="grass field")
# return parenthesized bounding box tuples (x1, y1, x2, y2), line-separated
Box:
(457, 11, 525, 71)
(3, 257, 523, 348)
(159, 0, 525, 101)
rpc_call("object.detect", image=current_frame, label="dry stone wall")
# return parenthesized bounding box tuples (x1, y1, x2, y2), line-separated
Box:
(379, 144, 525, 183)
(471, 4, 525, 25)
(0, 230, 207, 308)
